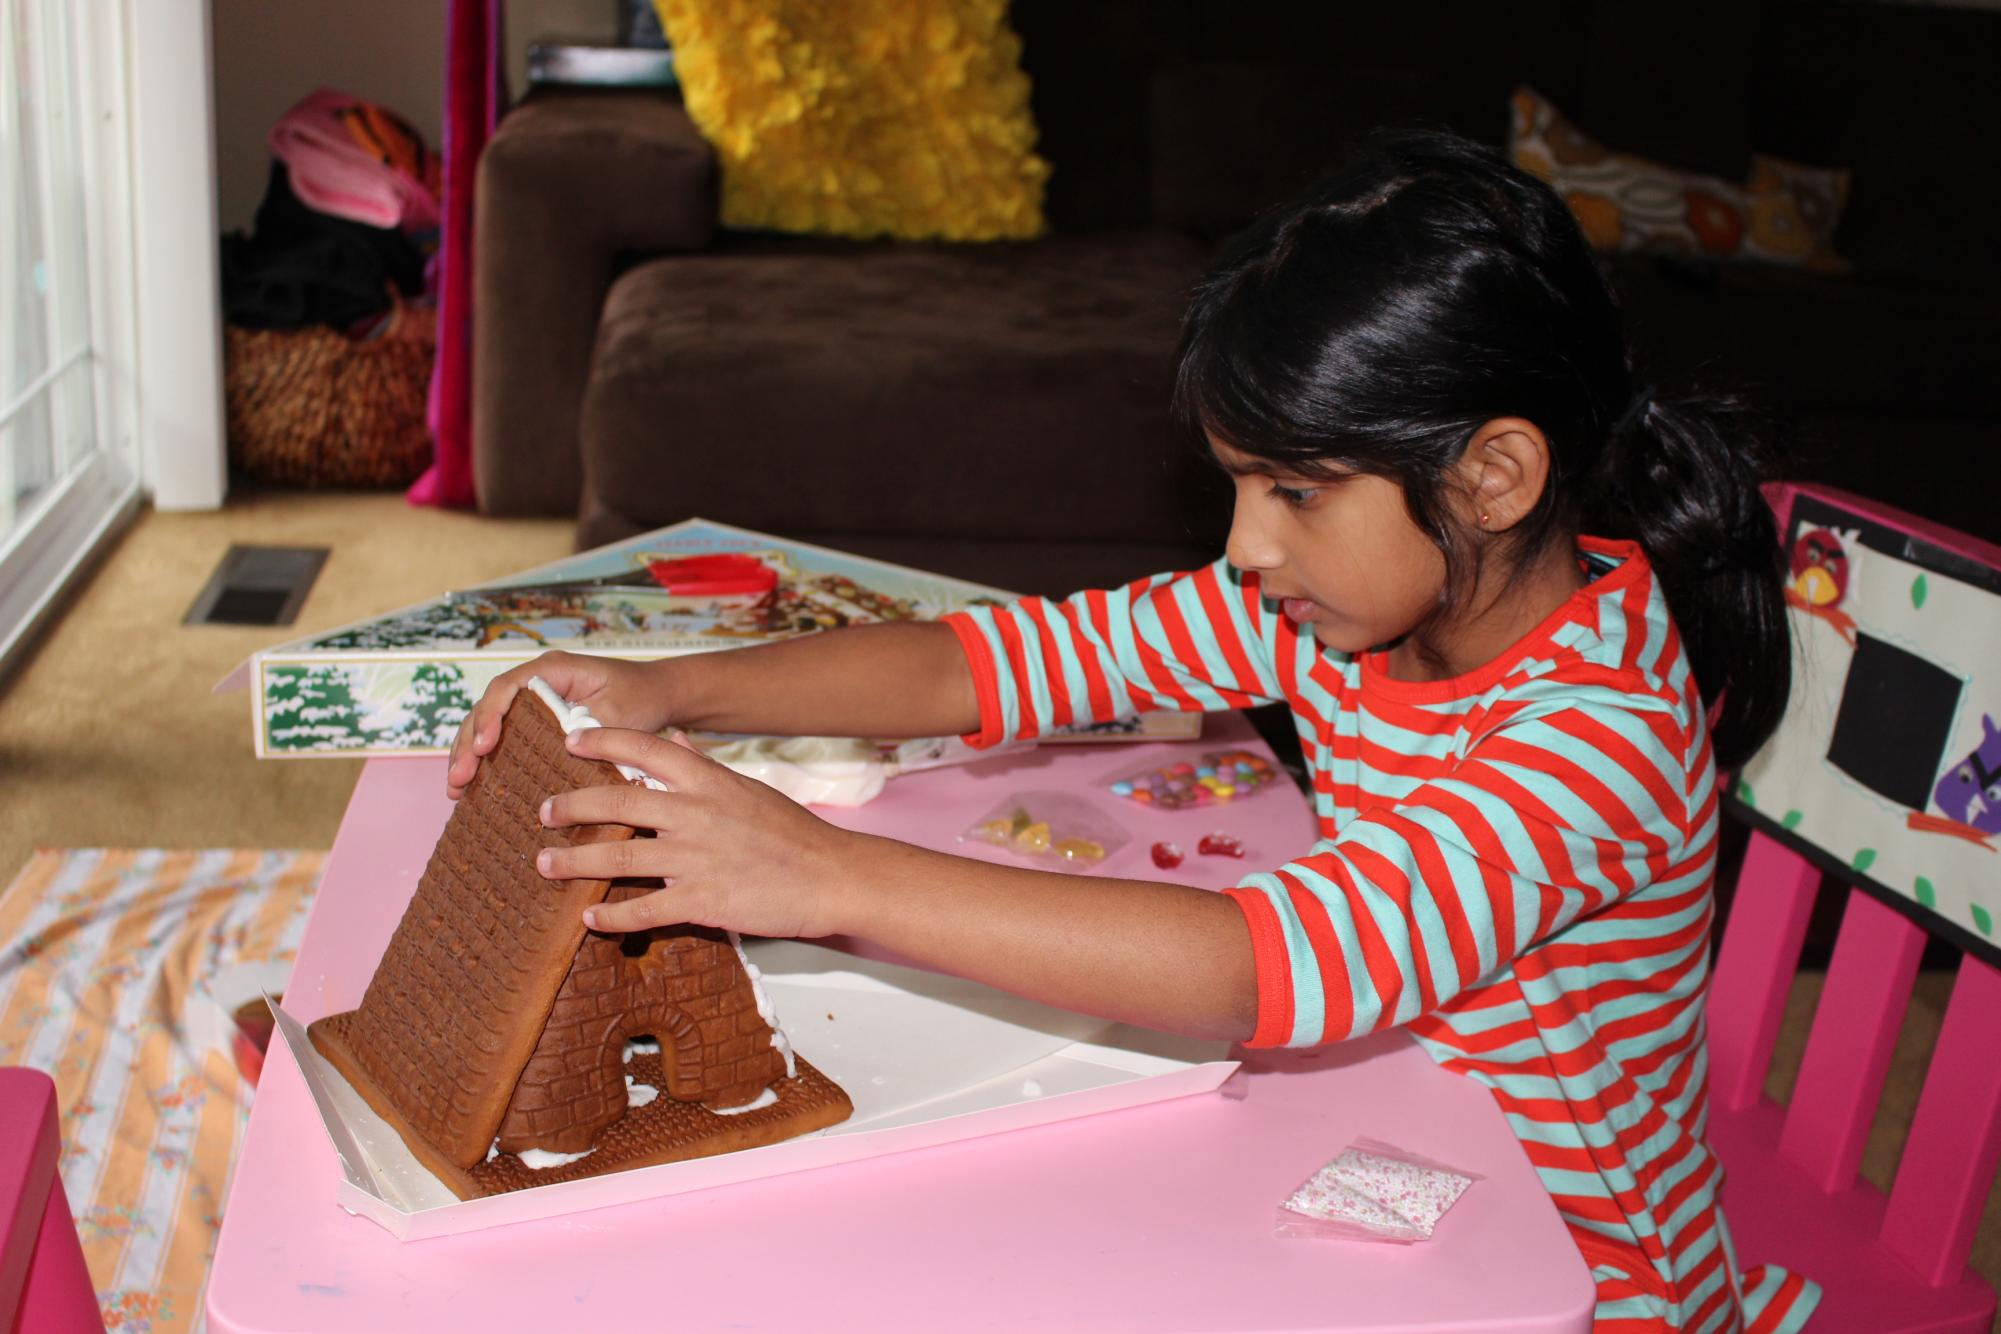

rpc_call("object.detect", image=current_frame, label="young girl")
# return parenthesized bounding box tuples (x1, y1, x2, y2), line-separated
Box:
(448, 132, 1807, 1332)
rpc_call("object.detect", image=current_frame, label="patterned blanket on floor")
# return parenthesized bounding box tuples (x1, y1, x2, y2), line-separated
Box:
(0, 848, 322, 1334)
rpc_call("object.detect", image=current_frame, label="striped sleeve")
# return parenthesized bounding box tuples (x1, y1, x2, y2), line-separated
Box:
(1225, 682, 1696, 1048)
(941, 558, 1286, 749)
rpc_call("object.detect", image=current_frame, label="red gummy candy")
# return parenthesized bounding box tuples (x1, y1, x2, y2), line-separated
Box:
(1150, 841, 1185, 869)
(1197, 833, 1245, 858)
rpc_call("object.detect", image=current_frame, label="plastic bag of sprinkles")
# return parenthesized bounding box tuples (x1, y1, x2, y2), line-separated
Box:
(1275, 1139, 1480, 1243)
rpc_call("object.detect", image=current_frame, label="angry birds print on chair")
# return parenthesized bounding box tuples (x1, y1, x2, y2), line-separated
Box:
(1790, 528, 1850, 604)
(1932, 715, 2001, 838)
(1786, 525, 1858, 643)
(1735, 485, 2001, 958)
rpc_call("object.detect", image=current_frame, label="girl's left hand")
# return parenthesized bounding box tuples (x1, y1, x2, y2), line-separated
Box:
(535, 726, 861, 940)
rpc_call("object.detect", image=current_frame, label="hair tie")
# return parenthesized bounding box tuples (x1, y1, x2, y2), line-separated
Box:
(1612, 386, 1656, 439)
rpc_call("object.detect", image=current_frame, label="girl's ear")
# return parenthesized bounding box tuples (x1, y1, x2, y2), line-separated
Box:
(1461, 417, 1553, 532)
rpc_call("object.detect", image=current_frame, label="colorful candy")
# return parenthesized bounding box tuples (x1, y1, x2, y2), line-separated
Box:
(971, 809, 1036, 847)
(1107, 749, 1280, 812)
(1054, 836, 1107, 864)
(1197, 832, 1245, 858)
(1150, 841, 1185, 869)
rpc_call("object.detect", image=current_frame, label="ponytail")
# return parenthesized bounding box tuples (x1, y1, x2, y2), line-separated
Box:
(1589, 391, 1790, 769)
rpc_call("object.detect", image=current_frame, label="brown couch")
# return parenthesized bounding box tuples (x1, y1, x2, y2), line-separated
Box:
(474, 0, 2001, 597)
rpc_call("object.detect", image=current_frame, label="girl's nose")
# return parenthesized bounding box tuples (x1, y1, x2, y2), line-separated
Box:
(1225, 488, 1280, 572)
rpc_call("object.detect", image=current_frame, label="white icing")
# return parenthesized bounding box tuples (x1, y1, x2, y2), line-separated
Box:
(516, 1145, 594, 1170)
(622, 1037, 661, 1063)
(485, 1139, 499, 1162)
(625, 1075, 658, 1108)
(710, 1087, 779, 1116)
(728, 934, 796, 1079)
(1021, 1079, 1044, 1097)
(701, 735, 887, 806)
(526, 676, 658, 789)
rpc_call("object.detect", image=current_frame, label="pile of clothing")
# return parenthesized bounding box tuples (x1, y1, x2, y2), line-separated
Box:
(222, 90, 440, 331)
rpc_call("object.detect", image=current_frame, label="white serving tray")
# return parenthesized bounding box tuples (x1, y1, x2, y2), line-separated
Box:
(270, 938, 1237, 1241)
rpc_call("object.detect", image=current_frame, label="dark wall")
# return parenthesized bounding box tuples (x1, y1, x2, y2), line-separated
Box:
(1013, 0, 2001, 287)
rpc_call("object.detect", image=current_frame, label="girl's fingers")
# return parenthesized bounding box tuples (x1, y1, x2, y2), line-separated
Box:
(536, 833, 664, 884)
(446, 714, 498, 797)
(581, 888, 692, 934)
(445, 653, 601, 797)
(444, 675, 527, 794)
(566, 725, 714, 787)
(445, 715, 476, 796)
(540, 782, 673, 831)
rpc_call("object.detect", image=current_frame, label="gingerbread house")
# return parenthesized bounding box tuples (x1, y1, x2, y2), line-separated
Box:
(309, 681, 850, 1199)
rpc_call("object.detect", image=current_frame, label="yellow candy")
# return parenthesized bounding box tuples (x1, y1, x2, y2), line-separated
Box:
(1053, 836, 1106, 864)
(1015, 821, 1053, 853)
(973, 818, 1015, 845)
(1214, 784, 1235, 798)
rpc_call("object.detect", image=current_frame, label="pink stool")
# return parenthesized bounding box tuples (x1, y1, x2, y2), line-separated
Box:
(1709, 851, 2001, 1332)
(0, 1068, 104, 1334)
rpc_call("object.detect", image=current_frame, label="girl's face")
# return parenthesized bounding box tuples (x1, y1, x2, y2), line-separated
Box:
(1212, 435, 1449, 654)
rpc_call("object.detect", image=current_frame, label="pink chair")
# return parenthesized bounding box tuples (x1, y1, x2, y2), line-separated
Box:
(0, 1067, 104, 1334)
(1708, 483, 2001, 1332)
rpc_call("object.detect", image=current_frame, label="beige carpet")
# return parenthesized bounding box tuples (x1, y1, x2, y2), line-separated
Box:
(0, 488, 1996, 1320)
(0, 488, 570, 881)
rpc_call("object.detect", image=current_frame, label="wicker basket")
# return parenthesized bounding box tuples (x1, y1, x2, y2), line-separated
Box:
(223, 298, 436, 488)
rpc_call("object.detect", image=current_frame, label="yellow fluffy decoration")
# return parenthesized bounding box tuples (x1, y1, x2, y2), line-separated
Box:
(653, 0, 1050, 241)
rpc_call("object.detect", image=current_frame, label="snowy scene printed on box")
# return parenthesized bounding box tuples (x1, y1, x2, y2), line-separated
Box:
(255, 520, 1012, 756)
(1734, 491, 2001, 961)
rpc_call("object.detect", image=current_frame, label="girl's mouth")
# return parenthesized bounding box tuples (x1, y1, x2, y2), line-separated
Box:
(1281, 597, 1318, 623)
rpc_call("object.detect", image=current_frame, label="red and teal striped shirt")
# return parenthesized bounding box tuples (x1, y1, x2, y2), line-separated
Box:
(944, 537, 1816, 1333)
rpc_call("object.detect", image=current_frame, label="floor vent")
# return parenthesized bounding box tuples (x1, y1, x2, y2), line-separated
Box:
(184, 545, 329, 627)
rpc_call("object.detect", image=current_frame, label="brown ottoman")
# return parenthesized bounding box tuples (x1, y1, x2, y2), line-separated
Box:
(576, 230, 1226, 595)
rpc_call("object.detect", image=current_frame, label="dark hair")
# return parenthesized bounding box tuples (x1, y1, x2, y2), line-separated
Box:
(1172, 129, 1788, 769)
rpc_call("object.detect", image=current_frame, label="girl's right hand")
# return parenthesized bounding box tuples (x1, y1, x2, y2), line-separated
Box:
(445, 651, 672, 800)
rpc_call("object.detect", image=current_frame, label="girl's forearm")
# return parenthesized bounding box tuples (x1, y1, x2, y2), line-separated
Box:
(660, 622, 982, 739)
(826, 833, 1259, 1043)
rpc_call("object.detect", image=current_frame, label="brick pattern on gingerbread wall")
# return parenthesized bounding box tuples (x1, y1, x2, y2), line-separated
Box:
(497, 908, 787, 1155)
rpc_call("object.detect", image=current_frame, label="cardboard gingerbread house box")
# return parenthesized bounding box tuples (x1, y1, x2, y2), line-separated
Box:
(226, 518, 1198, 759)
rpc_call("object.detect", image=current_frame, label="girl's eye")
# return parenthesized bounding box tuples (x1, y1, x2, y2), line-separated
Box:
(1267, 482, 1319, 508)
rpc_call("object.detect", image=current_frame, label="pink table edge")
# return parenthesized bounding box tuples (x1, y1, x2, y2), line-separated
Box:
(208, 716, 1594, 1333)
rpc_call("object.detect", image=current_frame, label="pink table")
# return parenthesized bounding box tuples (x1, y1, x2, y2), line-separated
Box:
(207, 715, 1593, 1333)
